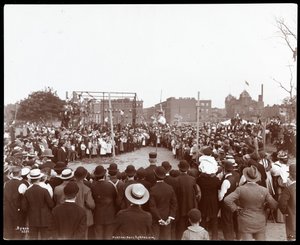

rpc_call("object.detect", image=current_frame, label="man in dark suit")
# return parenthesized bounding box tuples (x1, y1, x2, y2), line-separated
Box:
(4, 166, 23, 239)
(57, 140, 68, 164)
(91, 165, 119, 240)
(144, 152, 158, 187)
(149, 166, 177, 240)
(161, 161, 179, 240)
(113, 183, 154, 240)
(21, 168, 54, 240)
(175, 160, 198, 239)
(52, 181, 87, 239)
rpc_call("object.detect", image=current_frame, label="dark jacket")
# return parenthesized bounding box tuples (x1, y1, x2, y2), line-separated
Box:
(113, 205, 153, 239)
(149, 181, 177, 221)
(278, 182, 296, 239)
(52, 202, 87, 239)
(176, 173, 197, 217)
(22, 184, 54, 227)
(144, 165, 157, 187)
(197, 173, 221, 218)
(91, 180, 118, 225)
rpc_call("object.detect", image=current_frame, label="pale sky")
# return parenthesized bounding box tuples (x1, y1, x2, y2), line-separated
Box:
(4, 4, 297, 109)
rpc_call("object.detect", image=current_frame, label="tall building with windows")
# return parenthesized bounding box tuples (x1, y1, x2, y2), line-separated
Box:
(144, 97, 212, 124)
(225, 84, 264, 120)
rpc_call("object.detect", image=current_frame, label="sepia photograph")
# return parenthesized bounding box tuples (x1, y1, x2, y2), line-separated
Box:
(3, 3, 296, 241)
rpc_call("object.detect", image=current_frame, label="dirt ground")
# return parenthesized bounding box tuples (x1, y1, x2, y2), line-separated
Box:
(68, 146, 288, 241)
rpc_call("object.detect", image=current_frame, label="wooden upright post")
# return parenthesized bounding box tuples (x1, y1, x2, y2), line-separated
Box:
(108, 93, 115, 157)
(196, 92, 200, 148)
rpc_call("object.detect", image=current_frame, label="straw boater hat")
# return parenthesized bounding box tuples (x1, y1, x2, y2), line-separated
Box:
(27, 168, 45, 180)
(243, 165, 261, 183)
(59, 168, 74, 180)
(125, 183, 150, 205)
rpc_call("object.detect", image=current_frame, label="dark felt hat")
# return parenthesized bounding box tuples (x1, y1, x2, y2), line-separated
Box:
(154, 166, 166, 180)
(161, 161, 172, 171)
(94, 165, 106, 178)
(125, 165, 136, 177)
(149, 152, 157, 159)
(136, 167, 146, 179)
(108, 163, 118, 175)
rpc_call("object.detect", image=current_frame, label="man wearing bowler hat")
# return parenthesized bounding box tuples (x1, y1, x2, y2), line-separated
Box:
(176, 160, 198, 240)
(107, 163, 125, 211)
(145, 152, 158, 187)
(52, 181, 87, 239)
(121, 165, 137, 209)
(74, 166, 95, 239)
(149, 166, 177, 240)
(91, 165, 119, 240)
(113, 183, 153, 239)
(4, 166, 23, 239)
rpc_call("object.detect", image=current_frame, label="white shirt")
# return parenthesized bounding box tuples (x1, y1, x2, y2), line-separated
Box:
(218, 173, 232, 201)
(271, 161, 289, 184)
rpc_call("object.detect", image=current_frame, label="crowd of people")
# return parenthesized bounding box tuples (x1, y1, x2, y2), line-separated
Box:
(3, 117, 296, 240)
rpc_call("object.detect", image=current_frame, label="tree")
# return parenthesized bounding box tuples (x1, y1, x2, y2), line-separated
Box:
(16, 87, 66, 122)
(275, 17, 297, 62)
(272, 17, 297, 122)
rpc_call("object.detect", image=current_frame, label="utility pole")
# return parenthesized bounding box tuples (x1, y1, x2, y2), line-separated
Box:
(108, 93, 115, 157)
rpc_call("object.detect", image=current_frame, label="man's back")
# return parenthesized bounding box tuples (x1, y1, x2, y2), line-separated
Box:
(113, 205, 153, 238)
(52, 202, 87, 239)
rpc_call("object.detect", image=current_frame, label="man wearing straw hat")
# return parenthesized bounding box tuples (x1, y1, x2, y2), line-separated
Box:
(113, 183, 154, 240)
(53, 168, 74, 206)
(21, 168, 54, 240)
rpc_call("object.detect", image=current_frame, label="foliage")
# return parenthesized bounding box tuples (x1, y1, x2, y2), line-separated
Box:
(16, 87, 66, 122)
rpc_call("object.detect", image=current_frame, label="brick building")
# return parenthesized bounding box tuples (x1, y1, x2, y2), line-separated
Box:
(225, 84, 264, 120)
(144, 97, 212, 124)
